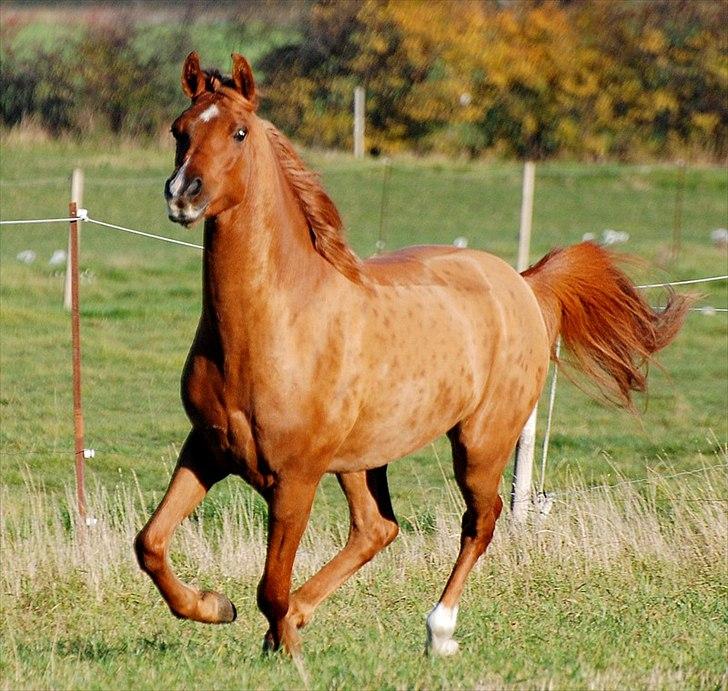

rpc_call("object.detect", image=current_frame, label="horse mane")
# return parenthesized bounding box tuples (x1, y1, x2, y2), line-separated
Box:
(262, 121, 366, 285)
(204, 69, 238, 92)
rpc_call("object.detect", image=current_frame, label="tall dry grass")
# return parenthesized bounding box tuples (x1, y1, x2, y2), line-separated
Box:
(2, 465, 725, 600)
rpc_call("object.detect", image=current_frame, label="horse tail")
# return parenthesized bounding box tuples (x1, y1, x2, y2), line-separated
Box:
(522, 241, 693, 409)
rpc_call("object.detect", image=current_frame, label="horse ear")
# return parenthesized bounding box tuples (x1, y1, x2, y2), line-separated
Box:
(231, 53, 258, 109)
(181, 51, 206, 100)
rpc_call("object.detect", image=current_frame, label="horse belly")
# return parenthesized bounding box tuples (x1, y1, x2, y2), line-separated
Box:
(329, 392, 464, 472)
(329, 305, 490, 471)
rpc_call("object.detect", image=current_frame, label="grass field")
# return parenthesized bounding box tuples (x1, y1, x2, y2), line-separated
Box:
(1, 137, 726, 689)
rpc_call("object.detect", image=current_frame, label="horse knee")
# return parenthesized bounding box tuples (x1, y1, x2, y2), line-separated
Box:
(373, 517, 399, 549)
(354, 517, 399, 559)
(134, 529, 165, 575)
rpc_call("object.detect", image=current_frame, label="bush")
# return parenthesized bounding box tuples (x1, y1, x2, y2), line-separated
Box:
(76, 24, 183, 137)
(0, 21, 185, 138)
(0, 48, 78, 135)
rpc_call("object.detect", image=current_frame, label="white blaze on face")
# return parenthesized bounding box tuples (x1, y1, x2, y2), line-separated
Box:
(199, 104, 220, 123)
(168, 159, 189, 198)
(426, 603, 459, 656)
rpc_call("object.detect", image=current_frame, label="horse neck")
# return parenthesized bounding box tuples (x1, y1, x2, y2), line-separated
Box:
(200, 149, 333, 335)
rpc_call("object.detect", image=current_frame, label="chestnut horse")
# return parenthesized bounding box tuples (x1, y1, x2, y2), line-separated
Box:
(135, 52, 690, 657)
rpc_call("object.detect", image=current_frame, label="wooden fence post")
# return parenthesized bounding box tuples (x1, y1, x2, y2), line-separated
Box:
(64, 168, 83, 310)
(511, 161, 536, 524)
(68, 200, 87, 524)
(353, 86, 365, 159)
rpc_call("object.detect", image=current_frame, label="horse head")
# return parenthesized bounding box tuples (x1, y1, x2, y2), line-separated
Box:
(165, 52, 260, 227)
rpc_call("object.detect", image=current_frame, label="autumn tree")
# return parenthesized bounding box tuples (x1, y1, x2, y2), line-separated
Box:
(259, 0, 727, 160)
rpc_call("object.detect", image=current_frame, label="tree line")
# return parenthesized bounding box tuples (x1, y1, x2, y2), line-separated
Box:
(1, 0, 725, 161)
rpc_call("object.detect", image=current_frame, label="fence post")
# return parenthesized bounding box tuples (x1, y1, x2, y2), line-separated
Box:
(511, 161, 536, 524)
(353, 86, 365, 159)
(68, 200, 87, 524)
(64, 168, 84, 310)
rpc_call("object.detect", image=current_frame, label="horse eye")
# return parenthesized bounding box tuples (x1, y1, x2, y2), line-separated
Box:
(233, 128, 248, 142)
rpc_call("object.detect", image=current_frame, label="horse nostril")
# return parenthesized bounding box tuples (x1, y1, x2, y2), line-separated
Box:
(186, 177, 202, 198)
(164, 178, 173, 199)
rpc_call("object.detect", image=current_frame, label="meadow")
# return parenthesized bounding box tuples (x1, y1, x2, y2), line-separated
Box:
(1, 137, 726, 689)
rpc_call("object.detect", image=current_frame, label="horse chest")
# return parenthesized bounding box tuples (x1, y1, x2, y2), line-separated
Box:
(180, 348, 264, 479)
(181, 341, 346, 484)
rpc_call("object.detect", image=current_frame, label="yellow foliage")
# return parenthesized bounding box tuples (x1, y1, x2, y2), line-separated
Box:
(641, 28, 667, 55)
(259, 0, 728, 160)
(692, 112, 720, 136)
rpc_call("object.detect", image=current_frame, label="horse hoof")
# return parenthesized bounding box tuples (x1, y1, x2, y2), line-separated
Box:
(262, 630, 277, 654)
(217, 594, 237, 623)
(225, 598, 238, 623)
(262, 627, 302, 657)
(200, 590, 237, 623)
(428, 638, 460, 657)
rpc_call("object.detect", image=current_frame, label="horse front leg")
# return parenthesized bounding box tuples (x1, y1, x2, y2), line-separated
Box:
(257, 475, 318, 656)
(134, 430, 235, 624)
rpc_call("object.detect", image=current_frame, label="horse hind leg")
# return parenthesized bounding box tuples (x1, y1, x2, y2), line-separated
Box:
(134, 429, 235, 624)
(287, 466, 399, 630)
(425, 422, 514, 656)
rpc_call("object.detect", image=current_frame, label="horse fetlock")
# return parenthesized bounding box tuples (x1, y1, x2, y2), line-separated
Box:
(257, 582, 289, 624)
(286, 601, 314, 630)
(286, 608, 309, 630)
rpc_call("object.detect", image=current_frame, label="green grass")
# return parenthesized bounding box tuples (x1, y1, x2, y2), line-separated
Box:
(1, 471, 726, 690)
(1, 138, 727, 689)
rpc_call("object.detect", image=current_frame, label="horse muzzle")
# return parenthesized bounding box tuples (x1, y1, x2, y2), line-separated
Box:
(165, 168, 207, 226)
(166, 202, 208, 227)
